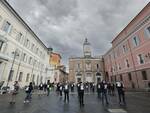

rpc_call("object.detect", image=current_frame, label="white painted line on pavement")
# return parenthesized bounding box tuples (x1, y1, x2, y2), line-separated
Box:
(108, 109, 127, 113)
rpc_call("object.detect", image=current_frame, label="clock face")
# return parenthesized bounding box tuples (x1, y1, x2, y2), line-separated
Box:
(84, 45, 90, 51)
(84, 45, 91, 55)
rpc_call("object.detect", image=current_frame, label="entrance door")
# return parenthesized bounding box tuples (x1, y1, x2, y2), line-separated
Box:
(85, 73, 93, 82)
(77, 78, 81, 82)
(97, 77, 101, 83)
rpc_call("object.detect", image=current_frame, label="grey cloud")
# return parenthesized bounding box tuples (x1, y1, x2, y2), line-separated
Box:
(37, 0, 78, 21)
(8, 0, 149, 65)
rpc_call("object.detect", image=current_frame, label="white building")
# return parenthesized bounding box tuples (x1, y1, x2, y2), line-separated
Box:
(0, 0, 52, 88)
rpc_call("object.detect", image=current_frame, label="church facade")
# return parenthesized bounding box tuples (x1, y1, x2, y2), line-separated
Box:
(69, 39, 104, 84)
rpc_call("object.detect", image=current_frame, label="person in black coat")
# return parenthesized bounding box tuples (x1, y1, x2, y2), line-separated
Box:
(97, 82, 101, 99)
(78, 82, 84, 107)
(71, 83, 75, 92)
(59, 83, 63, 96)
(77, 82, 81, 100)
(24, 82, 33, 103)
(38, 83, 44, 96)
(47, 80, 51, 96)
(110, 82, 115, 96)
(116, 81, 126, 105)
(64, 82, 69, 103)
(43, 83, 47, 92)
(101, 81, 109, 105)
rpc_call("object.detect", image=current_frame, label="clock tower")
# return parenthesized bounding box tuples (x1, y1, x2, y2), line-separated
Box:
(83, 38, 91, 58)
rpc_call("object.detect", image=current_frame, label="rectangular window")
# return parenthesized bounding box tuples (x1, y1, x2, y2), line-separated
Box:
(0, 41, 4, 51)
(16, 33, 22, 42)
(118, 63, 121, 70)
(144, 26, 150, 38)
(36, 48, 39, 54)
(120, 74, 123, 81)
(142, 71, 147, 80)
(32, 74, 35, 82)
(128, 73, 132, 81)
(123, 45, 126, 53)
(2, 21, 11, 33)
(28, 57, 32, 64)
(123, 44, 128, 53)
(77, 63, 80, 70)
(97, 64, 99, 69)
(8, 70, 14, 81)
(26, 39, 30, 48)
(138, 54, 144, 64)
(132, 36, 140, 47)
(125, 59, 130, 67)
(15, 49, 20, 59)
(24, 39, 29, 47)
(31, 43, 35, 51)
(26, 73, 30, 82)
(18, 72, 23, 82)
(22, 53, 26, 61)
(147, 26, 150, 33)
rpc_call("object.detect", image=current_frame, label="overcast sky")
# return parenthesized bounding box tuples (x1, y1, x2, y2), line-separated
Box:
(8, 0, 149, 66)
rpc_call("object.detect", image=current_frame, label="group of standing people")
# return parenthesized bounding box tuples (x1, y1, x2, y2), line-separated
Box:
(38, 80, 52, 97)
(96, 80, 126, 105)
(24, 80, 54, 103)
(9, 80, 53, 104)
(76, 80, 126, 106)
(9, 80, 126, 107)
(56, 82, 71, 103)
(55, 80, 126, 107)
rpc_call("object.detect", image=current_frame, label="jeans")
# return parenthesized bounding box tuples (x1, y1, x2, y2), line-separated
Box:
(25, 92, 32, 101)
(64, 91, 69, 102)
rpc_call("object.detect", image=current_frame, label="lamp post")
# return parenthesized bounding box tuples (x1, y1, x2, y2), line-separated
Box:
(7, 50, 19, 86)
(31, 57, 36, 83)
(15, 50, 23, 81)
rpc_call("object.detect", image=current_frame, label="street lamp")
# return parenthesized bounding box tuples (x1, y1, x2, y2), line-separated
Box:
(15, 50, 23, 81)
(7, 50, 19, 86)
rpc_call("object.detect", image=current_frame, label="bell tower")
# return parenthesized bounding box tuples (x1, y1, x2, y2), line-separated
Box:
(83, 38, 91, 58)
